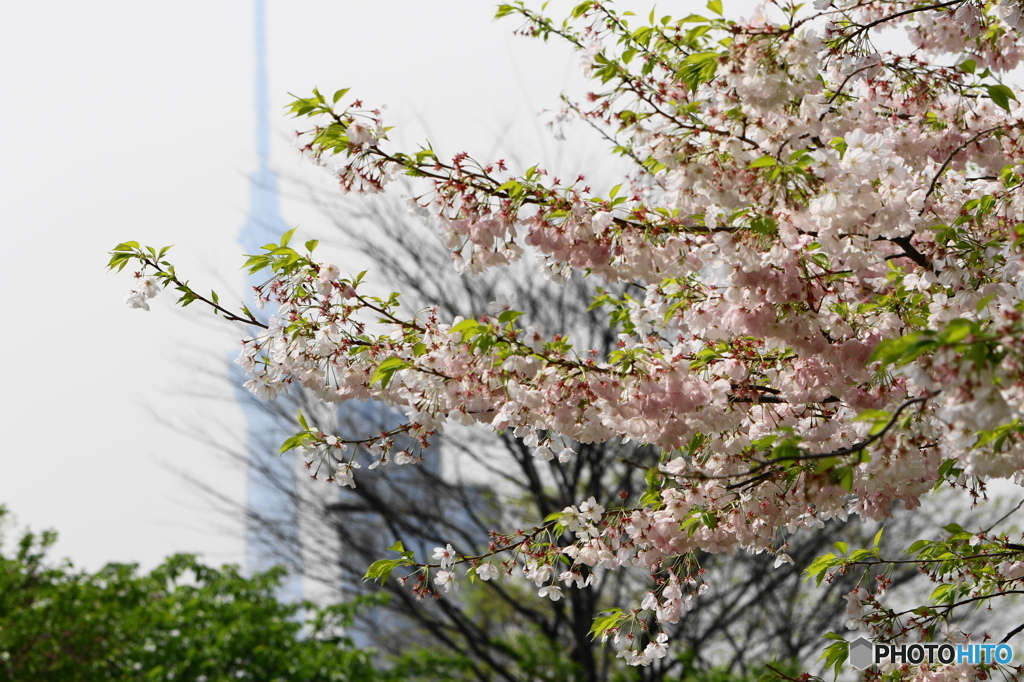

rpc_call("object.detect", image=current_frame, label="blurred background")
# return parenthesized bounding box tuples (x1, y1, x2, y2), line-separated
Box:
(0, 0, 604, 572)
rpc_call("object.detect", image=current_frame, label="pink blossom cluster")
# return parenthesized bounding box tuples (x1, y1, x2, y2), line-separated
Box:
(117, 0, 1024, 675)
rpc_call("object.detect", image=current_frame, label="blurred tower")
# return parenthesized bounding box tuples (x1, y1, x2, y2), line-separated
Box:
(235, 1, 484, 620)
(238, 0, 302, 602)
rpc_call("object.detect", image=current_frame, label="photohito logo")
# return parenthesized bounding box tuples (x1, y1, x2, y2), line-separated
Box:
(848, 637, 1015, 670)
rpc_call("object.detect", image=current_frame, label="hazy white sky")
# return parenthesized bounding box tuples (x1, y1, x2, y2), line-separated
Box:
(0, 0, 666, 571)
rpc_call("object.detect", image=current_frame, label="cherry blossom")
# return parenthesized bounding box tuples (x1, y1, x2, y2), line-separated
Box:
(110, 0, 1024, 676)
(475, 563, 500, 581)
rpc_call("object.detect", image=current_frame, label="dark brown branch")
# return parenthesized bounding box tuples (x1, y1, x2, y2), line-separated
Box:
(141, 256, 268, 328)
(841, 0, 964, 46)
(921, 126, 1004, 213)
(716, 395, 934, 489)
(889, 235, 930, 269)
(1002, 621, 1024, 644)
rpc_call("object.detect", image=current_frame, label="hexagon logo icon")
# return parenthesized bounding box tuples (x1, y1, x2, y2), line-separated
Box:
(849, 637, 875, 670)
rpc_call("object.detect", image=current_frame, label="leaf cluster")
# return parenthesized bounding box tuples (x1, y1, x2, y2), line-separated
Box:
(0, 506, 391, 681)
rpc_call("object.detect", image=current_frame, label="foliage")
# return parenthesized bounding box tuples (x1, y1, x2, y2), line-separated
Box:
(112, 0, 1024, 678)
(0, 505, 388, 681)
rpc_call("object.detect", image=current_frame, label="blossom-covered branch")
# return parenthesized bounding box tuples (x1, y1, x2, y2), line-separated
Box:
(111, 0, 1024, 676)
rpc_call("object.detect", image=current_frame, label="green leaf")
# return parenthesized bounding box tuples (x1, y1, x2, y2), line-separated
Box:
(986, 84, 1016, 112)
(771, 437, 802, 463)
(873, 526, 884, 548)
(819, 638, 849, 682)
(498, 310, 524, 324)
(937, 318, 974, 344)
(589, 608, 624, 639)
(280, 227, 297, 247)
(837, 466, 854, 491)
(106, 252, 134, 271)
(805, 552, 837, 586)
(496, 179, 524, 198)
(749, 155, 777, 168)
(854, 409, 891, 436)
(572, 1, 592, 18)
(451, 319, 486, 341)
(930, 582, 955, 603)
(371, 356, 411, 389)
(676, 51, 720, 92)
(707, 0, 723, 15)
(958, 59, 976, 74)
(364, 559, 399, 583)
(870, 332, 936, 367)
(277, 434, 308, 454)
(907, 539, 931, 554)
(332, 87, 350, 104)
(853, 409, 889, 423)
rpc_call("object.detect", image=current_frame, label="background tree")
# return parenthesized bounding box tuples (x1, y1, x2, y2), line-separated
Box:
(0, 505, 395, 682)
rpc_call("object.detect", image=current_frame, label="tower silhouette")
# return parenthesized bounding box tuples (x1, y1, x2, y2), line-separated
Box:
(238, 0, 302, 602)
(233, 2, 487, 622)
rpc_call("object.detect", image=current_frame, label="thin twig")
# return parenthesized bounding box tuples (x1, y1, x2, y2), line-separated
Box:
(1001, 621, 1024, 644)
(984, 496, 1024, 535)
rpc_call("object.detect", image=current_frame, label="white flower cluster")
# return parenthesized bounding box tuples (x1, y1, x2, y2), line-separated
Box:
(124, 275, 160, 311)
